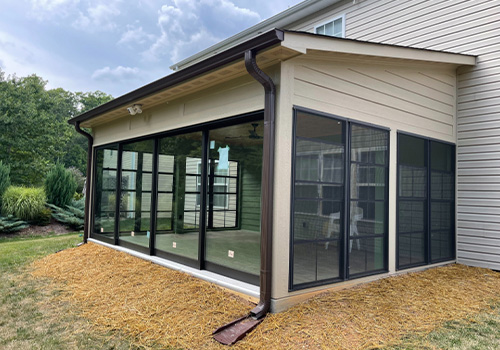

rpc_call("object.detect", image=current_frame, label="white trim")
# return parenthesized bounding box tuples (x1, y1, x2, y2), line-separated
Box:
(314, 14, 346, 38)
(88, 238, 260, 298)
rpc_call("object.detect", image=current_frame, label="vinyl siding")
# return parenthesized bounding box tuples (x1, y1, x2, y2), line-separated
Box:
(290, 0, 500, 270)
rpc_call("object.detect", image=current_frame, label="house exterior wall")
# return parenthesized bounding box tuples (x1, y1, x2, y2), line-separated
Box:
(92, 73, 267, 147)
(271, 54, 458, 309)
(289, 0, 500, 272)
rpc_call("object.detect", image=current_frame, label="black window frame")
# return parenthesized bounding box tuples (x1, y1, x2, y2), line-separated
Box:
(289, 107, 389, 291)
(396, 131, 456, 270)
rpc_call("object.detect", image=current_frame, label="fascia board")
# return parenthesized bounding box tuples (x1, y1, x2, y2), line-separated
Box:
(282, 32, 477, 67)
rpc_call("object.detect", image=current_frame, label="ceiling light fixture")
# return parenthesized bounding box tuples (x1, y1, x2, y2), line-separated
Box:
(127, 104, 143, 115)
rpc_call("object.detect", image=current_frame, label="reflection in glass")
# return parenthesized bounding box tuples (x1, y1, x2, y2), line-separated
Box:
(118, 140, 154, 248)
(349, 124, 388, 275)
(205, 122, 263, 277)
(93, 147, 118, 238)
(155, 132, 203, 260)
(292, 112, 345, 287)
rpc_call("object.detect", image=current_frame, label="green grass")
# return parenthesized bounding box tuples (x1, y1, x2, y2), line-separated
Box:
(0, 233, 158, 350)
(386, 306, 500, 350)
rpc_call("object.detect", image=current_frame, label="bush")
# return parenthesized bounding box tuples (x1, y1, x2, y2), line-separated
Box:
(0, 161, 10, 204)
(2, 186, 46, 221)
(45, 163, 77, 208)
(67, 166, 85, 194)
(0, 215, 28, 233)
(47, 198, 84, 230)
(32, 207, 52, 226)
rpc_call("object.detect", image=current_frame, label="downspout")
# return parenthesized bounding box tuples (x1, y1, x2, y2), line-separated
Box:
(245, 49, 276, 319)
(74, 121, 93, 244)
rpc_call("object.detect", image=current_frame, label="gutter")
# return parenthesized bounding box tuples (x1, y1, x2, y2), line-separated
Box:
(245, 49, 275, 319)
(74, 121, 93, 244)
(212, 48, 276, 346)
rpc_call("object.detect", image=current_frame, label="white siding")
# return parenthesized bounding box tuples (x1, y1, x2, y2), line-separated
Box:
(291, 0, 500, 270)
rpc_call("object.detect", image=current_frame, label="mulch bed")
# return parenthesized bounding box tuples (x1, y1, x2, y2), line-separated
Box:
(0, 221, 74, 238)
(31, 243, 500, 349)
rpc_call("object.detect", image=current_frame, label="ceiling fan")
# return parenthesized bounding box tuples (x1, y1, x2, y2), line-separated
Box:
(225, 123, 263, 140)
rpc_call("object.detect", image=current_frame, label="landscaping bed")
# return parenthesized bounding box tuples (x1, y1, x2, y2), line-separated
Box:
(31, 242, 500, 349)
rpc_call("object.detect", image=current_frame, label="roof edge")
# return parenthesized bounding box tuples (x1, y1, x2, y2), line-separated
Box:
(68, 29, 285, 126)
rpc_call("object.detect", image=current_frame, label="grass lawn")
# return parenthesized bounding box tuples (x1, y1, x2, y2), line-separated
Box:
(0, 233, 154, 350)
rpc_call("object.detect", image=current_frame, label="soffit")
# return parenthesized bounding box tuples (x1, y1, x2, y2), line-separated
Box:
(83, 45, 300, 128)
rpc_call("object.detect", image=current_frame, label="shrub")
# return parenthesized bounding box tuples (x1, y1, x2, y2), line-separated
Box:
(45, 163, 77, 208)
(0, 215, 28, 233)
(32, 207, 52, 226)
(0, 161, 10, 204)
(2, 186, 46, 221)
(67, 166, 85, 194)
(47, 198, 84, 230)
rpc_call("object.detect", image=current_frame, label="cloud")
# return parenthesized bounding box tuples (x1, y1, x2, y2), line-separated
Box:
(91, 66, 141, 82)
(145, 0, 261, 64)
(30, 0, 122, 32)
(118, 25, 155, 46)
(73, 2, 122, 32)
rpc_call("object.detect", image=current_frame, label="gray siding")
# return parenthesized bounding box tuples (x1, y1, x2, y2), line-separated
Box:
(291, 0, 500, 270)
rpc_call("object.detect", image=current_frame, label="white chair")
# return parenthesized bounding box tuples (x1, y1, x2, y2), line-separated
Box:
(350, 207, 363, 252)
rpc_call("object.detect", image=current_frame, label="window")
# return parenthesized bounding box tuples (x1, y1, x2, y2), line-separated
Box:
(315, 15, 345, 38)
(397, 134, 455, 269)
(291, 109, 388, 290)
(93, 146, 118, 238)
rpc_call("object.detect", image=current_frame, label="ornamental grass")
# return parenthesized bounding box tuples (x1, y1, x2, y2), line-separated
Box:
(31, 243, 500, 349)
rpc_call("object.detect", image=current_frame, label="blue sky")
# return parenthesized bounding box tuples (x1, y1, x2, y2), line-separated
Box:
(0, 0, 303, 97)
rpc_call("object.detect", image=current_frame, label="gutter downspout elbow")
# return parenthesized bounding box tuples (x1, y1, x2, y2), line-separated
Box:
(244, 49, 276, 319)
(74, 121, 93, 244)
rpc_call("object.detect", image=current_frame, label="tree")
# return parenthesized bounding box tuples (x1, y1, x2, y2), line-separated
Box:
(63, 91, 113, 174)
(0, 69, 113, 185)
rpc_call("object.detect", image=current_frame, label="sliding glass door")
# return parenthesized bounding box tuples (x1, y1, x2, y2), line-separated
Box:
(204, 123, 263, 283)
(154, 131, 203, 262)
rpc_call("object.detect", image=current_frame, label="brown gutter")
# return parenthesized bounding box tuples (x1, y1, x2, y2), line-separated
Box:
(245, 49, 276, 319)
(74, 121, 93, 244)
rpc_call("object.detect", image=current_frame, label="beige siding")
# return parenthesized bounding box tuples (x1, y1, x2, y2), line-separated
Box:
(92, 74, 266, 146)
(291, 57, 457, 140)
(289, 0, 500, 270)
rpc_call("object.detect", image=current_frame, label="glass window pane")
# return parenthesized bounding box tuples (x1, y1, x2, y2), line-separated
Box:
(351, 125, 388, 165)
(293, 243, 317, 285)
(155, 132, 203, 260)
(324, 21, 334, 36)
(296, 111, 344, 143)
(399, 134, 426, 167)
(351, 164, 386, 200)
(333, 18, 343, 37)
(431, 141, 453, 172)
(316, 25, 325, 35)
(93, 147, 118, 238)
(349, 237, 385, 275)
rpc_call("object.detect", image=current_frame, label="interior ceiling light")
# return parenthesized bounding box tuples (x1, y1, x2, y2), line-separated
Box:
(127, 104, 143, 115)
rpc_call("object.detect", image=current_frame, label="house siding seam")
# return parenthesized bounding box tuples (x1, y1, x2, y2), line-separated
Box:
(290, 0, 500, 270)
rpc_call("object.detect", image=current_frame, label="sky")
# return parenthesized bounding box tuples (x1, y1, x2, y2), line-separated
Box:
(0, 0, 303, 97)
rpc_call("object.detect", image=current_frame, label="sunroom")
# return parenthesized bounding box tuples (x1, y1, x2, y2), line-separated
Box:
(69, 30, 475, 313)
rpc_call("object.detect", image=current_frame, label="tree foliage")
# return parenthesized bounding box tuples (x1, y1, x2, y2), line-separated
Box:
(0, 69, 113, 186)
(45, 163, 77, 207)
(0, 161, 10, 204)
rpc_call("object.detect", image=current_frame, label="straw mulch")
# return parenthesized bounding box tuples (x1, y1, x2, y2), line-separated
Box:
(31, 243, 500, 350)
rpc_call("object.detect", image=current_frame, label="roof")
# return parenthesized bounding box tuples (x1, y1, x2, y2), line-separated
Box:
(69, 30, 476, 128)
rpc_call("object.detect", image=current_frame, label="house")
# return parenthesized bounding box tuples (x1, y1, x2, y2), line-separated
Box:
(69, 0, 499, 315)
